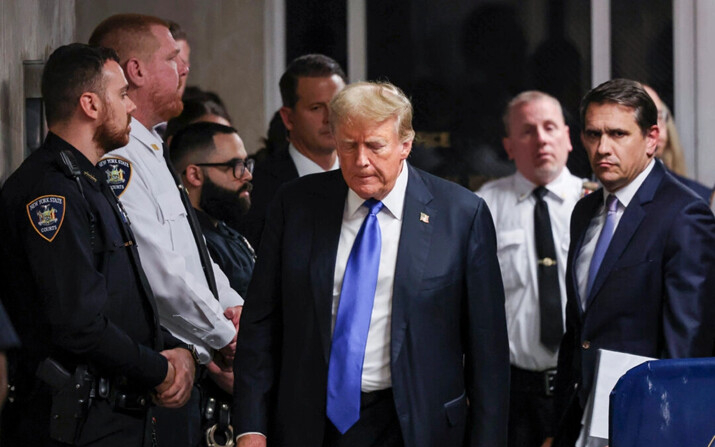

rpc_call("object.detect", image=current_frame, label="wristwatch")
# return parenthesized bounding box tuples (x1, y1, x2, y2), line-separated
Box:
(186, 344, 201, 366)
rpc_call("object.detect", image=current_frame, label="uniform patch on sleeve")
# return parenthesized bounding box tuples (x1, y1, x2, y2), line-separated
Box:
(97, 156, 132, 197)
(26, 195, 66, 242)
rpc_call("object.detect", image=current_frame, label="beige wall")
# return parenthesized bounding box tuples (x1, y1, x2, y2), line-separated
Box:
(0, 0, 76, 182)
(75, 0, 266, 154)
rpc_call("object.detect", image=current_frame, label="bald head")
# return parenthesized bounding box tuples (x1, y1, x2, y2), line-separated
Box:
(89, 14, 168, 64)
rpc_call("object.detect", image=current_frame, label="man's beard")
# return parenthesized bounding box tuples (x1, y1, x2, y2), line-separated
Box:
(200, 176, 252, 228)
(94, 111, 131, 154)
(151, 84, 184, 122)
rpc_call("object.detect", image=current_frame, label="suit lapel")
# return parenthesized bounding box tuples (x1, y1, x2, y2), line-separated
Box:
(587, 162, 664, 306)
(309, 171, 348, 363)
(391, 165, 434, 364)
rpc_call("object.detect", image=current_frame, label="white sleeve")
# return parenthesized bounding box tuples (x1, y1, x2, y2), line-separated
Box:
(212, 251, 244, 308)
(114, 151, 237, 362)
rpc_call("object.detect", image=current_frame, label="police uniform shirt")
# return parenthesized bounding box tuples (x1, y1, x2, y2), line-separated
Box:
(195, 208, 256, 298)
(478, 168, 584, 371)
(0, 132, 173, 392)
(102, 117, 242, 363)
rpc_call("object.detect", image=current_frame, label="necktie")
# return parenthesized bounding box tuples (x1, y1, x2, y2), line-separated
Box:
(163, 144, 219, 299)
(533, 187, 563, 352)
(327, 199, 384, 434)
(586, 194, 619, 299)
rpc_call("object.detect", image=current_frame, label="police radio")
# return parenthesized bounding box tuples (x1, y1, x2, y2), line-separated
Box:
(59, 150, 96, 247)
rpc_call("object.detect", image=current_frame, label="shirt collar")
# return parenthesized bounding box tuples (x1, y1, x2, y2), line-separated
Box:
(513, 167, 573, 203)
(603, 158, 655, 208)
(130, 117, 165, 156)
(288, 143, 339, 177)
(345, 160, 409, 221)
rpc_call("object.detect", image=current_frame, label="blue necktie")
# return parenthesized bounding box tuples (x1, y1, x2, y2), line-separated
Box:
(327, 199, 384, 434)
(586, 194, 619, 299)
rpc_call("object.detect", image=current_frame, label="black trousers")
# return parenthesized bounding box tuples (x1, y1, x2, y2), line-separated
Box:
(153, 385, 202, 447)
(1, 392, 150, 447)
(323, 389, 404, 447)
(508, 366, 556, 447)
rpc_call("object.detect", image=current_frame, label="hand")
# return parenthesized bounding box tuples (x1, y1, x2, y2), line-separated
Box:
(224, 305, 242, 331)
(236, 433, 266, 447)
(217, 333, 237, 370)
(206, 360, 234, 394)
(155, 359, 175, 395)
(540, 437, 553, 447)
(155, 348, 196, 408)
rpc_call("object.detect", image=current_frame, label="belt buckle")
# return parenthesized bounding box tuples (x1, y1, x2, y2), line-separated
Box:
(544, 370, 557, 397)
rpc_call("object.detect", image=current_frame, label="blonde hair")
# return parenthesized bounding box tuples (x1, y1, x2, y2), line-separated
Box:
(661, 104, 687, 176)
(329, 81, 415, 143)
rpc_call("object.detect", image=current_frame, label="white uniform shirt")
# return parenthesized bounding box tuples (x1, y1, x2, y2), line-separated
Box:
(288, 143, 339, 177)
(331, 162, 408, 391)
(103, 117, 242, 363)
(478, 168, 584, 371)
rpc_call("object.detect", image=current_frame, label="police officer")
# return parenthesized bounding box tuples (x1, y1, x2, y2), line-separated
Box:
(169, 122, 256, 300)
(477, 91, 594, 447)
(0, 43, 196, 446)
(90, 15, 243, 446)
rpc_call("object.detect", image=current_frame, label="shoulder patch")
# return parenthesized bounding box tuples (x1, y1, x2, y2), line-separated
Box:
(26, 195, 66, 242)
(98, 156, 132, 197)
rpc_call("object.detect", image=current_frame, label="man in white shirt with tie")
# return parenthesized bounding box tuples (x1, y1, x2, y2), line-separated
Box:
(478, 91, 589, 447)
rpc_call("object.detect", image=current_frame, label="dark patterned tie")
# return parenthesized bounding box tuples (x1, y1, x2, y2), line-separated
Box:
(533, 187, 563, 352)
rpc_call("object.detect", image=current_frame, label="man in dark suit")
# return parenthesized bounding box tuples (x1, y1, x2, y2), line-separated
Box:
(238, 54, 347, 247)
(233, 81, 510, 447)
(553, 79, 715, 447)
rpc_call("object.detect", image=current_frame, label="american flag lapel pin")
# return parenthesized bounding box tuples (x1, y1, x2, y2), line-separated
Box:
(419, 212, 429, 223)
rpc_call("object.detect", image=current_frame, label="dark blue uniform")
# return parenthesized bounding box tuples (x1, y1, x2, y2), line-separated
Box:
(0, 133, 183, 446)
(196, 209, 255, 298)
(0, 301, 19, 351)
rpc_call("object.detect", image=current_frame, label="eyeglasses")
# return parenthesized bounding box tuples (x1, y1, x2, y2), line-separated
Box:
(194, 158, 254, 179)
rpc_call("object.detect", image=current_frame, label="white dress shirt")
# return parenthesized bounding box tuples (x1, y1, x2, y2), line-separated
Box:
(288, 143, 339, 177)
(103, 118, 242, 363)
(575, 159, 655, 309)
(331, 162, 409, 392)
(478, 168, 584, 371)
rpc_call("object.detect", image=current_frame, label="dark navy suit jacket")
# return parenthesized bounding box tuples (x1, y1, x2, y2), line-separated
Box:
(554, 161, 715, 446)
(237, 148, 298, 249)
(233, 164, 510, 446)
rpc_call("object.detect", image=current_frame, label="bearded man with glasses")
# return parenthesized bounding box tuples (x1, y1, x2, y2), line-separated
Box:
(170, 122, 256, 301)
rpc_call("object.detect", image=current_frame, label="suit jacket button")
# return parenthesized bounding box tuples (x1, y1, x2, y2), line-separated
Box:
(582, 340, 591, 349)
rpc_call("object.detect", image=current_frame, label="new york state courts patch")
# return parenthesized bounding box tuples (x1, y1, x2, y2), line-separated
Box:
(27, 195, 66, 242)
(97, 156, 132, 197)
